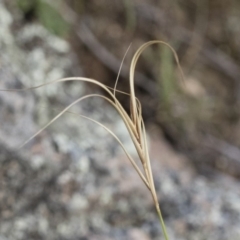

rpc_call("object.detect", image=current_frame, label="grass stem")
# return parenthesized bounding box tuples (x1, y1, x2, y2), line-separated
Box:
(156, 203, 169, 240)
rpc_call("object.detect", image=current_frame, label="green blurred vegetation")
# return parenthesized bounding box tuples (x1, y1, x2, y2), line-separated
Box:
(17, 0, 69, 36)
(159, 45, 175, 105)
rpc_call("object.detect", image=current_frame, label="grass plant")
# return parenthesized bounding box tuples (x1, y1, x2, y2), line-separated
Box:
(1, 40, 184, 240)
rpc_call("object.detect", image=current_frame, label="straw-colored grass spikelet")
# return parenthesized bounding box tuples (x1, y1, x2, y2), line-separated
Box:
(0, 40, 184, 240)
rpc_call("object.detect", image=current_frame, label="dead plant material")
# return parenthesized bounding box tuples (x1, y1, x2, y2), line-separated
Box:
(1, 41, 184, 240)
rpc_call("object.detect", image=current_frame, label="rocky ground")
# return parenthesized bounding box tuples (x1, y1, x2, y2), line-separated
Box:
(0, 1, 240, 240)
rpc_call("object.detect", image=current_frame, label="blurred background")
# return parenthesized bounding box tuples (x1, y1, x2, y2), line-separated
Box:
(0, 0, 240, 239)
